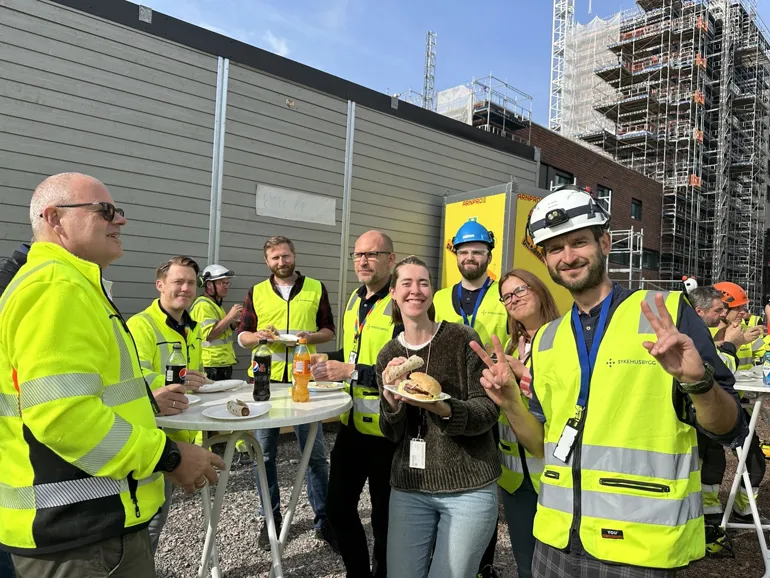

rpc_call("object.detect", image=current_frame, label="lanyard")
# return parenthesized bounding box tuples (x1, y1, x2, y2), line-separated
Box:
(571, 292, 612, 417)
(457, 277, 492, 328)
(354, 296, 382, 343)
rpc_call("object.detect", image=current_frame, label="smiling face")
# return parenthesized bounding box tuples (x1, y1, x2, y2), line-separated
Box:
(265, 243, 296, 280)
(44, 176, 128, 268)
(455, 241, 491, 282)
(543, 228, 608, 293)
(390, 263, 433, 322)
(500, 275, 538, 322)
(157, 264, 197, 313)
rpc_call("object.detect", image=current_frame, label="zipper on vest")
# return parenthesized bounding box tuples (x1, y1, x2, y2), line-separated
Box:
(284, 299, 291, 382)
(127, 474, 141, 518)
(101, 276, 161, 415)
(599, 478, 671, 493)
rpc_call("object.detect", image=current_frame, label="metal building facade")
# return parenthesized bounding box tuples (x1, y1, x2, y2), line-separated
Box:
(0, 0, 539, 366)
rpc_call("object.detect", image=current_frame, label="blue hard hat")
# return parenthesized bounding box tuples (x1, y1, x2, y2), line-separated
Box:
(452, 220, 495, 251)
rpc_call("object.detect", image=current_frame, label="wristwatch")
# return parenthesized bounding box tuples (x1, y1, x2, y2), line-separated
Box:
(154, 438, 182, 473)
(676, 362, 715, 395)
(350, 369, 359, 382)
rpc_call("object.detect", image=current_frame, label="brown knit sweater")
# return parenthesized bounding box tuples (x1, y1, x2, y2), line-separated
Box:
(376, 321, 501, 494)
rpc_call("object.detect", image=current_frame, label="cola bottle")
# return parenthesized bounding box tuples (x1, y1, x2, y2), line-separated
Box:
(165, 343, 186, 385)
(253, 339, 272, 401)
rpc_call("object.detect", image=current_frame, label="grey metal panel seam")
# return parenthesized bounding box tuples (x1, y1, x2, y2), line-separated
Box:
(207, 56, 225, 267)
(336, 100, 355, 350)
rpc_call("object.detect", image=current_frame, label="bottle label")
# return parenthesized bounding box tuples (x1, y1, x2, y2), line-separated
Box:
(166, 366, 186, 385)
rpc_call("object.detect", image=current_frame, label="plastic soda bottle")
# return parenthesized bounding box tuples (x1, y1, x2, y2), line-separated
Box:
(292, 338, 311, 402)
(252, 339, 272, 402)
(165, 343, 186, 385)
(763, 351, 770, 387)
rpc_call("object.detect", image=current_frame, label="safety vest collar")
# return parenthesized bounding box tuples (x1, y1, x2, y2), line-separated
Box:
(26, 242, 107, 301)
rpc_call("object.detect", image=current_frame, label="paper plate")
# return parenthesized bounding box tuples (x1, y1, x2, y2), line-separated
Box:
(384, 385, 451, 404)
(201, 402, 271, 421)
(185, 394, 201, 405)
(198, 380, 246, 393)
(308, 381, 345, 392)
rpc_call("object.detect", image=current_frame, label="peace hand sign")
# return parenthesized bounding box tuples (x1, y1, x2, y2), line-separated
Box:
(470, 335, 522, 411)
(641, 292, 706, 383)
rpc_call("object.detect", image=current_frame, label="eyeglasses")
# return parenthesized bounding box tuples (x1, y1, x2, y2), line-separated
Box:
(350, 251, 391, 262)
(53, 202, 125, 222)
(500, 285, 530, 304)
(214, 279, 231, 287)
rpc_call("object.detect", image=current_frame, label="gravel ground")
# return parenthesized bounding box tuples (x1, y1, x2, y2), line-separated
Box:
(157, 415, 770, 578)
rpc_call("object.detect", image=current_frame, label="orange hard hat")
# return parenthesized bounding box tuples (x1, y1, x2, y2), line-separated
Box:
(714, 281, 749, 308)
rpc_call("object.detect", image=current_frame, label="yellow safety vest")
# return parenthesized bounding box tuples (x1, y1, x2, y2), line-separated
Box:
(737, 317, 766, 370)
(250, 278, 321, 382)
(127, 301, 202, 444)
(531, 290, 703, 568)
(341, 289, 393, 436)
(0, 242, 165, 554)
(498, 346, 543, 495)
(434, 280, 509, 349)
(190, 296, 237, 368)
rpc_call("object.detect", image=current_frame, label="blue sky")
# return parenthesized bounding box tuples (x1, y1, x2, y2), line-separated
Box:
(139, 0, 770, 126)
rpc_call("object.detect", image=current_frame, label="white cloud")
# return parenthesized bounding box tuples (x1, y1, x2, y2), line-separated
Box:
(262, 30, 290, 57)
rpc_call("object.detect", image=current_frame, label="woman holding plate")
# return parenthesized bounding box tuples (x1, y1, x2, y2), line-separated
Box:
(376, 255, 500, 578)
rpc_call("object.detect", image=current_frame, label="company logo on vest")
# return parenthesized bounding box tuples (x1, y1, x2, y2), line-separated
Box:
(605, 358, 657, 369)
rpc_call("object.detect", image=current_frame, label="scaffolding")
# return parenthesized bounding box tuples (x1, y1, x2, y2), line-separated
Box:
(436, 74, 533, 145)
(563, 0, 770, 307)
(608, 228, 646, 287)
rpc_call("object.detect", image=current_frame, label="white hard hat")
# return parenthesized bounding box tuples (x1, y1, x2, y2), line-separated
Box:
(682, 276, 698, 292)
(199, 264, 234, 285)
(527, 185, 610, 246)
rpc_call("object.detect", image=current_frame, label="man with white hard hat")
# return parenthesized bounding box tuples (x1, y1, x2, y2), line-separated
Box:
(471, 184, 746, 577)
(191, 264, 242, 382)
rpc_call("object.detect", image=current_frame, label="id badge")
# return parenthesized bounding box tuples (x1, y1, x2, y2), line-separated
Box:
(553, 423, 579, 463)
(409, 438, 426, 469)
(348, 351, 358, 365)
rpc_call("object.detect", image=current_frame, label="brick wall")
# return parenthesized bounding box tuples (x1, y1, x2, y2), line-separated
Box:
(516, 123, 663, 279)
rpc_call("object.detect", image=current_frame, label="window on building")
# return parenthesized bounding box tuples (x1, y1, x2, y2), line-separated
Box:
(596, 185, 612, 214)
(538, 163, 575, 190)
(642, 249, 660, 270)
(631, 198, 643, 221)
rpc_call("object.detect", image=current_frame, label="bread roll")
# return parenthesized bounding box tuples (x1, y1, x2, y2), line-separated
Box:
(383, 355, 424, 384)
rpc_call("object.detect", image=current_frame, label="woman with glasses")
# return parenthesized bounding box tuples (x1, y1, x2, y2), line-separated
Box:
(489, 269, 560, 578)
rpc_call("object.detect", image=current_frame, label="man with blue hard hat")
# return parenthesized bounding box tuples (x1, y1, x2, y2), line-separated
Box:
(434, 219, 509, 351)
(434, 218, 509, 578)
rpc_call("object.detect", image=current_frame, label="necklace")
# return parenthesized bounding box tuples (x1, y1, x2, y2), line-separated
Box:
(403, 322, 437, 375)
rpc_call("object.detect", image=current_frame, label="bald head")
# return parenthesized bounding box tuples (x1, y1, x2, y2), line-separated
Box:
(30, 172, 127, 268)
(353, 230, 396, 291)
(30, 173, 104, 238)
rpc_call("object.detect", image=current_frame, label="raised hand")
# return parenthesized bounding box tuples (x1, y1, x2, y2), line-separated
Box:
(641, 292, 705, 383)
(470, 335, 522, 410)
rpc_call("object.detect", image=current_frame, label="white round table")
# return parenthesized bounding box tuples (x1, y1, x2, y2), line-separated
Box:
(157, 382, 351, 578)
(724, 376, 770, 578)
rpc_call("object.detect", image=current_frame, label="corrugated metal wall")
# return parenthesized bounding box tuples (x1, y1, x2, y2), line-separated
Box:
(219, 63, 349, 367)
(0, 0, 218, 314)
(348, 106, 538, 290)
(0, 0, 540, 373)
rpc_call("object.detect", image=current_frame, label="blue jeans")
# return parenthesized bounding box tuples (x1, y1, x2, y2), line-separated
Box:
(253, 424, 328, 530)
(0, 549, 14, 578)
(387, 483, 498, 578)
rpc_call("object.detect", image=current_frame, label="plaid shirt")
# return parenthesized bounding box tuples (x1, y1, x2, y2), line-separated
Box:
(237, 270, 335, 336)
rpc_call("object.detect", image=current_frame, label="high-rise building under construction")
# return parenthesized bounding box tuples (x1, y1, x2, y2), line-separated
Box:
(554, 0, 769, 305)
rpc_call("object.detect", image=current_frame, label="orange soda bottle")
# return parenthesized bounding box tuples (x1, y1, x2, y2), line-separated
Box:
(292, 338, 311, 403)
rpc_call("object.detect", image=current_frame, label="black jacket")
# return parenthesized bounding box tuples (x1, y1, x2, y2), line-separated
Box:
(0, 244, 31, 294)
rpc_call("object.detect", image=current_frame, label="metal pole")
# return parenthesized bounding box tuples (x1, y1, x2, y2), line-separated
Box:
(336, 101, 356, 349)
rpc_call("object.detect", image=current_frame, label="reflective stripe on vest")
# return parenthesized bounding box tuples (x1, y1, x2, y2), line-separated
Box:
(433, 282, 509, 349)
(340, 289, 393, 436)
(532, 290, 703, 569)
(251, 279, 321, 382)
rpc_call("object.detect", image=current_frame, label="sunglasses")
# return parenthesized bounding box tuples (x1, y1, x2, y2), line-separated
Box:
(500, 285, 530, 304)
(51, 202, 125, 222)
